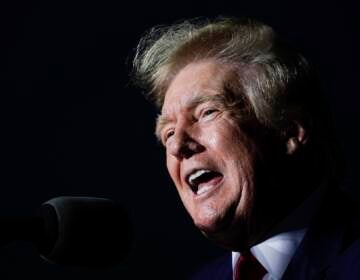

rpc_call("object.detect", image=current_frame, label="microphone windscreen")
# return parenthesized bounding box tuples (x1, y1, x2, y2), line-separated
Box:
(38, 196, 132, 268)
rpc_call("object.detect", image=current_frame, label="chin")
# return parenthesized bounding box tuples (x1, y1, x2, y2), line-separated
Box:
(192, 206, 236, 238)
(198, 220, 249, 251)
(192, 211, 225, 235)
(192, 207, 253, 250)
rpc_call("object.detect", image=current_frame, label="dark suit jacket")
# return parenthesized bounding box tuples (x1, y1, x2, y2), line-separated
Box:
(190, 189, 360, 280)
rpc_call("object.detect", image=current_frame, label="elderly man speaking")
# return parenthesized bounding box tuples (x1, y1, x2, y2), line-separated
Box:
(132, 17, 360, 279)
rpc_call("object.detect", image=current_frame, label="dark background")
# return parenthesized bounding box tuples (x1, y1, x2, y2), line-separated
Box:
(0, 0, 358, 279)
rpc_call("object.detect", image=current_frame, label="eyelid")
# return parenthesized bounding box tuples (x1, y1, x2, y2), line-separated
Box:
(197, 103, 221, 120)
(162, 127, 175, 144)
(202, 108, 218, 115)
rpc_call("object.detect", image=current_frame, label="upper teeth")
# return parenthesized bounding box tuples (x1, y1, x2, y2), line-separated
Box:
(188, 169, 212, 186)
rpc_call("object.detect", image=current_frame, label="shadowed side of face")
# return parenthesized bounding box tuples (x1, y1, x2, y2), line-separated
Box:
(157, 60, 283, 249)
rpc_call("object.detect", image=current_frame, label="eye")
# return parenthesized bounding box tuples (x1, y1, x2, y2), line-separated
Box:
(203, 109, 218, 116)
(163, 129, 175, 144)
(199, 108, 219, 120)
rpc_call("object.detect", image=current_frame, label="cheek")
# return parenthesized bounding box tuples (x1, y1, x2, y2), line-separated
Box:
(205, 117, 240, 142)
(166, 154, 181, 186)
(202, 123, 245, 161)
(166, 155, 176, 179)
(208, 124, 256, 195)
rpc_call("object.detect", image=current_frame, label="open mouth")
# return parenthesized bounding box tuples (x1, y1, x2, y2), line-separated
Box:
(187, 169, 224, 195)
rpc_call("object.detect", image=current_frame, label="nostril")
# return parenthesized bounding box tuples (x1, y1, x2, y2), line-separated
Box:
(188, 141, 205, 153)
(179, 140, 205, 159)
(167, 128, 204, 159)
(179, 144, 194, 159)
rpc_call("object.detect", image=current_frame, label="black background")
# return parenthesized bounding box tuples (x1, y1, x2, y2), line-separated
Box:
(0, 0, 359, 279)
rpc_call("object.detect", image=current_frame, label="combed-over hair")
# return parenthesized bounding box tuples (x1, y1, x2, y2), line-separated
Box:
(132, 17, 343, 185)
(133, 17, 311, 127)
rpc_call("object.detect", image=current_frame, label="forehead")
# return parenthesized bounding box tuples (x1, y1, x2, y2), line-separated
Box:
(161, 61, 232, 115)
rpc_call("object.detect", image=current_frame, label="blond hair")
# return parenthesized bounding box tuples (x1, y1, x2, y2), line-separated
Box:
(132, 17, 343, 184)
(133, 18, 312, 127)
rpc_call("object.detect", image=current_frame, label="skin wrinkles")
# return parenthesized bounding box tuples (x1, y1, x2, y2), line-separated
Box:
(156, 93, 227, 141)
(160, 60, 273, 250)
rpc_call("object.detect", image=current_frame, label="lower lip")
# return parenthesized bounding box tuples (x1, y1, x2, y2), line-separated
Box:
(195, 175, 224, 198)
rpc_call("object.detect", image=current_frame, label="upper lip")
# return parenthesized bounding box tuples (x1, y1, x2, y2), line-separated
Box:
(184, 166, 222, 189)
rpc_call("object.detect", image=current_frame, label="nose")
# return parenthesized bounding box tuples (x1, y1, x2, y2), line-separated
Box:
(167, 128, 204, 160)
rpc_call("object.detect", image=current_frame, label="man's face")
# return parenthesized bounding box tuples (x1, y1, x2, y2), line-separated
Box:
(158, 61, 282, 248)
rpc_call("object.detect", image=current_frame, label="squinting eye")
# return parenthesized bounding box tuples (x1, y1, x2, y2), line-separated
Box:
(203, 109, 217, 116)
(201, 108, 219, 119)
(164, 129, 175, 143)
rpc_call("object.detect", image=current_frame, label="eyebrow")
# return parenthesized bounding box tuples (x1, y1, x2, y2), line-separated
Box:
(155, 93, 225, 140)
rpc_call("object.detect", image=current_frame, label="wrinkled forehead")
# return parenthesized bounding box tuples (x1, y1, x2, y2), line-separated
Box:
(161, 61, 234, 115)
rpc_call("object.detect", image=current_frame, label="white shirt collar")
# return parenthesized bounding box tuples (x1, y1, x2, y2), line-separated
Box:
(232, 229, 307, 280)
(232, 188, 323, 280)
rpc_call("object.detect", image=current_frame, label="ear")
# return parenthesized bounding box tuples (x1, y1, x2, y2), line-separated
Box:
(285, 121, 309, 155)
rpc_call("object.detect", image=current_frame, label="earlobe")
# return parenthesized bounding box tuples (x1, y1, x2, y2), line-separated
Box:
(285, 121, 308, 155)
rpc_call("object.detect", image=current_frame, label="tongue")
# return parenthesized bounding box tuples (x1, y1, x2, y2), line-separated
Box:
(197, 173, 223, 194)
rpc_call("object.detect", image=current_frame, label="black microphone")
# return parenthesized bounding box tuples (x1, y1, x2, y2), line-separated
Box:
(0, 197, 133, 268)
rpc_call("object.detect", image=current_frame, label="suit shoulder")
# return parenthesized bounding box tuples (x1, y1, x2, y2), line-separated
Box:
(190, 254, 232, 280)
